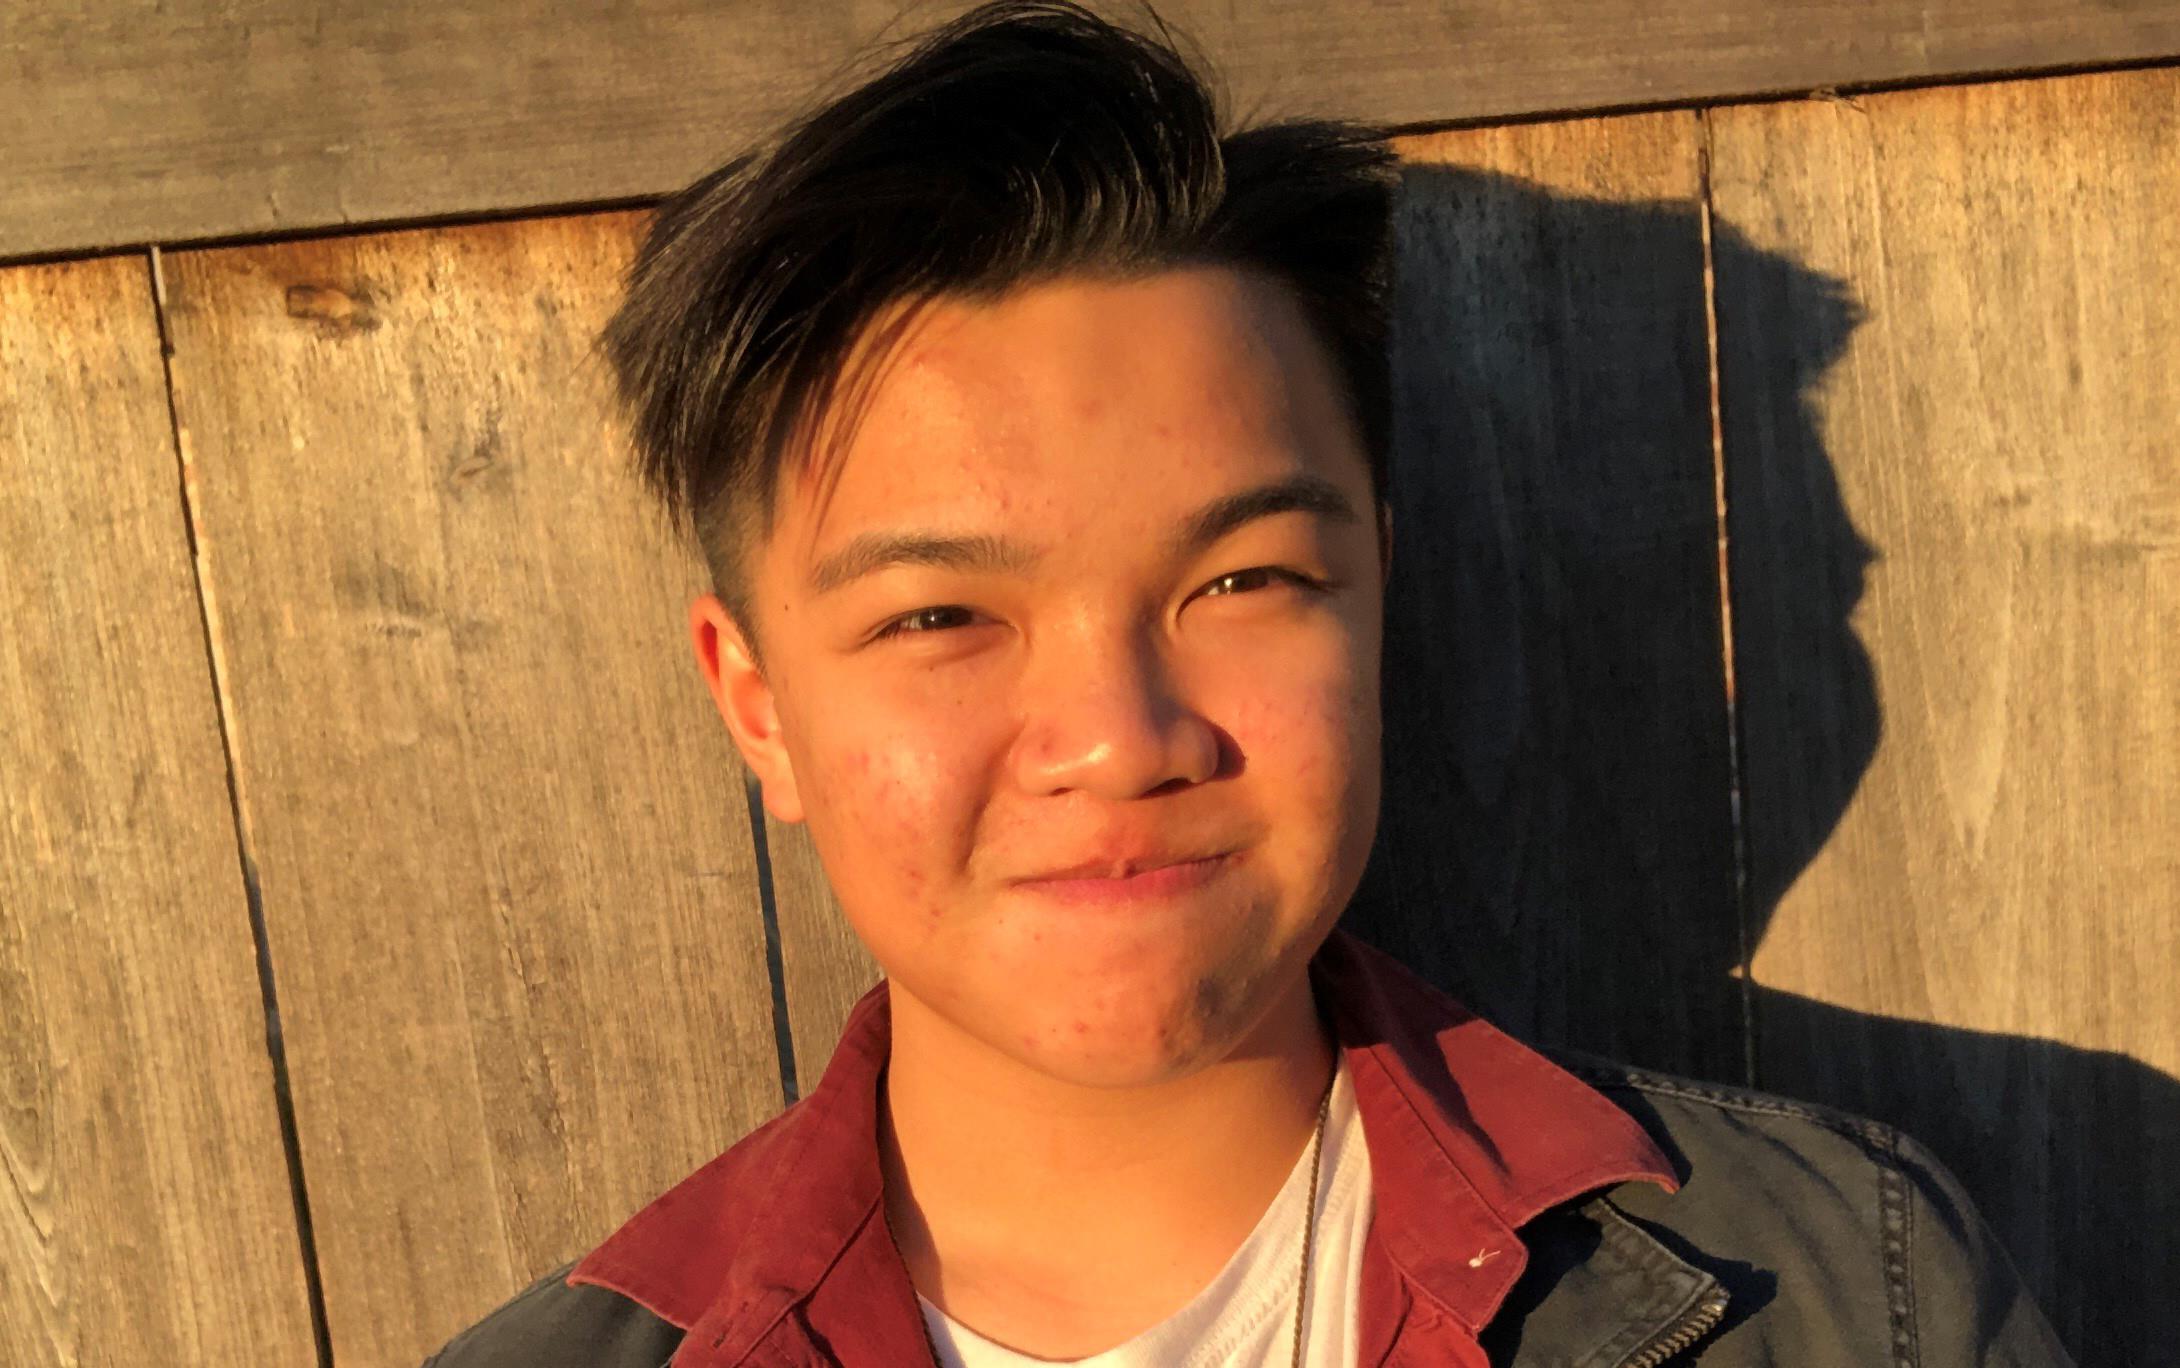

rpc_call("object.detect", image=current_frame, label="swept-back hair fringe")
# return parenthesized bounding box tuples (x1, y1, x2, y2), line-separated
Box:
(600, 0, 1397, 654)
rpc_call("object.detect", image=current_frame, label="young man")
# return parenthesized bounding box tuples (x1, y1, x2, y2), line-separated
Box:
(429, 4, 2071, 1364)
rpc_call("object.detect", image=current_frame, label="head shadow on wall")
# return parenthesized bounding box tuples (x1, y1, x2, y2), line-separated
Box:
(1342, 160, 2173, 1361)
(1344, 158, 1869, 1071)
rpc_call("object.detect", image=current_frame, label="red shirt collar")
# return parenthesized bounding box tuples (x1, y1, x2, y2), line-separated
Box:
(570, 929, 1677, 1356)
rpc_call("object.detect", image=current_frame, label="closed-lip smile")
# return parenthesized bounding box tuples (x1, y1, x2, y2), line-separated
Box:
(1014, 850, 1234, 903)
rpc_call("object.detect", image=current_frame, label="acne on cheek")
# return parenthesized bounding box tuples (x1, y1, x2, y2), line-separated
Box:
(828, 742, 960, 916)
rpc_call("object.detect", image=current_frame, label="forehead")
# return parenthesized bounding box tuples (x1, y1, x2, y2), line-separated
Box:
(775, 266, 1360, 558)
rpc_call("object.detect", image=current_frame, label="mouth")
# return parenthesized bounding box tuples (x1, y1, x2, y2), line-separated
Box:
(1013, 851, 1233, 905)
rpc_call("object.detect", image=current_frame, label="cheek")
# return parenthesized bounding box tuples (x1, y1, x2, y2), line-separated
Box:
(1220, 641, 1376, 797)
(797, 694, 994, 911)
(1216, 640, 1383, 906)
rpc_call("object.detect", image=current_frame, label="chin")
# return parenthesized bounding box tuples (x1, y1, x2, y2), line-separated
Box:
(1009, 1023, 1222, 1091)
(984, 948, 1275, 1089)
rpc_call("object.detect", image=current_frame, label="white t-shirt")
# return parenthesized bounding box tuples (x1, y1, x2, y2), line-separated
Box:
(918, 1060, 1374, 1368)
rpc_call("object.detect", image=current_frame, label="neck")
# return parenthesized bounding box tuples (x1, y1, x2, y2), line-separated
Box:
(880, 970, 1336, 1358)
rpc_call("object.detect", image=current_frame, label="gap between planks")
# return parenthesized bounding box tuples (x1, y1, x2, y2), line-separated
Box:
(145, 244, 337, 1368)
(1693, 115, 1761, 1094)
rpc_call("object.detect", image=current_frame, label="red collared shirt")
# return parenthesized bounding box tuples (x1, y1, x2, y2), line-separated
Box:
(568, 930, 1678, 1367)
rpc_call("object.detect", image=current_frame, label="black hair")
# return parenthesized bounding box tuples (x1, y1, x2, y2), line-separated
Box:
(601, 0, 1396, 659)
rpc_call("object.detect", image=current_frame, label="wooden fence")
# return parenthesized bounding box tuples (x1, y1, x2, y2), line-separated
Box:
(4, 61, 2175, 1367)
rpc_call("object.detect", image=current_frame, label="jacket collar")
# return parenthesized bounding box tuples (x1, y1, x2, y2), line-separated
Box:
(1313, 932, 1682, 1337)
(570, 928, 1682, 1359)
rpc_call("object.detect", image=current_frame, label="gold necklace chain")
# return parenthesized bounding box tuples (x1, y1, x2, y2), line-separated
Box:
(1290, 1064, 1337, 1368)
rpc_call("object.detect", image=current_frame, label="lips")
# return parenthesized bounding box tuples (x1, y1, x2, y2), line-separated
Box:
(1012, 850, 1233, 905)
(1019, 850, 1228, 882)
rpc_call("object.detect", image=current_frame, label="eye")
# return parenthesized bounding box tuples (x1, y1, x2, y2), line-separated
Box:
(1198, 566, 1330, 599)
(869, 604, 982, 642)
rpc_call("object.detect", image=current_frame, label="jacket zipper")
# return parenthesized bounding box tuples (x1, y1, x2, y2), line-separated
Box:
(1619, 1284, 1729, 1368)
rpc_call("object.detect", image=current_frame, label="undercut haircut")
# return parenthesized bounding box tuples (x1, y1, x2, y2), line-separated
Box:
(601, 0, 1397, 664)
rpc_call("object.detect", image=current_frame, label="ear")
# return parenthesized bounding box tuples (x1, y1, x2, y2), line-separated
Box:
(1377, 500, 1394, 588)
(689, 594, 805, 824)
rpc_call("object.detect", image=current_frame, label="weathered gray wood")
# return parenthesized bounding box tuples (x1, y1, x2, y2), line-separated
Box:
(1345, 113, 1750, 1082)
(7, 1, 2180, 260)
(158, 211, 786, 1366)
(1713, 66, 2180, 1362)
(0, 254, 318, 1365)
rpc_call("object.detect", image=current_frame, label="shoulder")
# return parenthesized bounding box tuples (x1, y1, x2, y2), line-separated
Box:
(1544, 1044, 1917, 1183)
(421, 1260, 684, 1368)
(1538, 1046, 2076, 1365)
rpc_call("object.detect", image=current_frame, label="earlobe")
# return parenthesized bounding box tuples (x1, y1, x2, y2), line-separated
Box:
(689, 595, 806, 824)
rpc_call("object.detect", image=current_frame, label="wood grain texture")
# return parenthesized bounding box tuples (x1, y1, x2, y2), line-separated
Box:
(0, 255, 317, 1364)
(7, 0, 2180, 259)
(763, 807, 882, 1084)
(1347, 113, 1749, 1082)
(158, 212, 785, 1365)
(1713, 67, 2180, 1361)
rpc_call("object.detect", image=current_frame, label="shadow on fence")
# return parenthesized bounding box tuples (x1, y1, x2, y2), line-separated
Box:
(1345, 162, 2177, 1362)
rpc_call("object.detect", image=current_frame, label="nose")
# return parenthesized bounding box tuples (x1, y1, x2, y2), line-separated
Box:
(1011, 619, 1223, 801)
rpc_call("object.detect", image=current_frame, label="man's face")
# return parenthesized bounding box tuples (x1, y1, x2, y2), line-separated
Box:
(695, 266, 1387, 1089)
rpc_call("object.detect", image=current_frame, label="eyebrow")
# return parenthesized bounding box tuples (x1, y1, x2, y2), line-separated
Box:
(1178, 472, 1361, 554)
(805, 472, 1361, 596)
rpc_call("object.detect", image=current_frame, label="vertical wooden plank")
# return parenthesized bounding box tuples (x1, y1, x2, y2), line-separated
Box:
(765, 807, 882, 1084)
(1714, 67, 2180, 1361)
(1350, 113, 1748, 1082)
(160, 213, 786, 1365)
(0, 256, 316, 1364)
